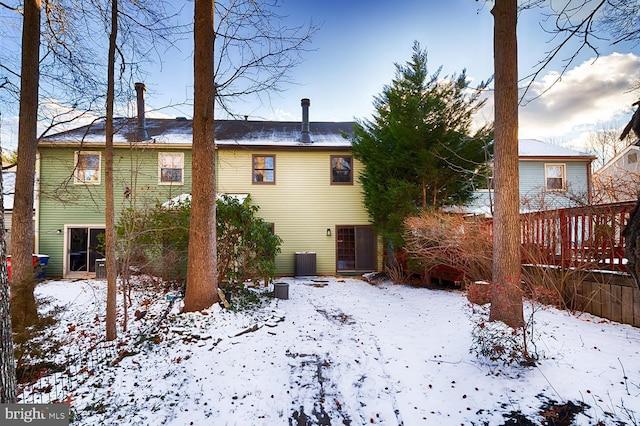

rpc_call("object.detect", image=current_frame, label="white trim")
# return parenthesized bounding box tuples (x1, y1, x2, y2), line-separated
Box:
(158, 152, 185, 185)
(34, 152, 41, 253)
(63, 224, 106, 278)
(544, 163, 566, 191)
(74, 151, 102, 185)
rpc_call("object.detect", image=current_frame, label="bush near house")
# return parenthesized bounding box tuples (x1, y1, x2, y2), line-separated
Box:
(403, 211, 493, 286)
(403, 211, 568, 303)
(216, 195, 282, 285)
(115, 195, 282, 285)
(403, 209, 624, 311)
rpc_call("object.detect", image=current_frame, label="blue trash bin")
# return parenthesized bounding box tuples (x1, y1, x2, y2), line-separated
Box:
(34, 254, 49, 279)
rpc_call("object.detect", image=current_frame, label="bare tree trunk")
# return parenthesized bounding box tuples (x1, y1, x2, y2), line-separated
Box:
(0, 170, 17, 403)
(105, 0, 119, 340)
(11, 0, 42, 330)
(490, 0, 524, 328)
(183, 0, 218, 312)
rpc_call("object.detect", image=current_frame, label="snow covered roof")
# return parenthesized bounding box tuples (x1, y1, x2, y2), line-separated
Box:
(40, 118, 355, 148)
(162, 193, 249, 208)
(518, 139, 594, 159)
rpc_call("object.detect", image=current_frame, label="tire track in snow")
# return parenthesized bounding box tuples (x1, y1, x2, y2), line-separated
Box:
(285, 292, 404, 425)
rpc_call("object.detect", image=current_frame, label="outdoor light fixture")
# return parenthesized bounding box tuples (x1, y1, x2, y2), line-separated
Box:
(326, 228, 332, 237)
(56, 229, 62, 234)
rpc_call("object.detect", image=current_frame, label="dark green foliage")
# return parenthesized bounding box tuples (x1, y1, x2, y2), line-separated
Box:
(219, 284, 270, 312)
(216, 195, 282, 285)
(352, 41, 493, 248)
(115, 195, 282, 285)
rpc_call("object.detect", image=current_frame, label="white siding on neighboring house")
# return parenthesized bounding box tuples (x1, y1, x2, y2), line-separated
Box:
(520, 160, 591, 211)
(2, 171, 15, 253)
(593, 141, 640, 203)
(462, 139, 594, 216)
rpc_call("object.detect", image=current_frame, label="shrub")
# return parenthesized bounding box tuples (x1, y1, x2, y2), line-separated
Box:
(403, 211, 493, 284)
(216, 195, 282, 285)
(115, 195, 282, 285)
(469, 304, 537, 367)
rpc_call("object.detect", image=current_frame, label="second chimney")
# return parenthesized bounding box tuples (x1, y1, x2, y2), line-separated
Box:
(135, 82, 149, 141)
(300, 98, 311, 143)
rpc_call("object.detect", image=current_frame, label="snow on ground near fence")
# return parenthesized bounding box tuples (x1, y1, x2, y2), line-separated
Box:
(25, 276, 640, 425)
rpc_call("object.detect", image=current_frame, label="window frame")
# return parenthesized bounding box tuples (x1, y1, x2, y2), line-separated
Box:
(544, 163, 566, 191)
(627, 152, 638, 165)
(74, 151, 101, 185)
(158, 152, 185, 185)
(330, 155, 353, 185)
(252, 154, 276, 184)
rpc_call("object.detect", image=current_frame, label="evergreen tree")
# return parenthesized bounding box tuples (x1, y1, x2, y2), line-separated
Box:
(352, 41, 492, 249)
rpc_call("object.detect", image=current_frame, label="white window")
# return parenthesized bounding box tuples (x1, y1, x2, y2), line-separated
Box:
(158, 153, 184, 185)
(74, 152, 101, 184)
(545, 163, 565, 191)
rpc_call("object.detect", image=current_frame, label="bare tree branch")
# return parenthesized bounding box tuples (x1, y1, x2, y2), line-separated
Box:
(0, 2, 20, 12)
(213, 0, 320, 116)
(520, 0, 608, 104)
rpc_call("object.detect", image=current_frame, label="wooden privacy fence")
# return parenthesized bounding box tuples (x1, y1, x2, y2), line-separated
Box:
(519, 201, 637, 272)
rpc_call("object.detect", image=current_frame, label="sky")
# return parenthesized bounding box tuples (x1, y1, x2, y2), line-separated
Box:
(18, 275, 640, 425)
(0, 0, 639, 153)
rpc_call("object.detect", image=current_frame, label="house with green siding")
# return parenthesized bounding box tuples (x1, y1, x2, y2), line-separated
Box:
(37, 95, 380, 278)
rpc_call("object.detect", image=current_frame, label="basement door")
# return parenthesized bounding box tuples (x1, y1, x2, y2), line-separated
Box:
(336, 225, 376, 272)
(67, 227, 105, 275)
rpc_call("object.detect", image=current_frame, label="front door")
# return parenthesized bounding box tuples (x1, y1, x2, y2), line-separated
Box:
(336, 225, 376, 272)
(67, 227, 105, 276)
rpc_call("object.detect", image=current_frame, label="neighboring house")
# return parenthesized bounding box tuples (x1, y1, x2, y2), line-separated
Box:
(462, 139, 596, 216)
(3, 170, 15, 253)
(37, 91, 379, 278)
(592, 139, 640, 203)
(2, 167, 38, 255)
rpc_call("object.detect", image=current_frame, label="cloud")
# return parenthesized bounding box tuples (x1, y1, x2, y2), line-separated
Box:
(518, 52, 640, 144)
(268, 109, 296, 121)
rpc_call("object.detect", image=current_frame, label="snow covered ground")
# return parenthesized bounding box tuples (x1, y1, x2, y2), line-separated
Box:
(18, 276, 640, 425)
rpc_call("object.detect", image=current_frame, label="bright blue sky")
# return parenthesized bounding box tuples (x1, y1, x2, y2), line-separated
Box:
(144, 0, 640, 150)
(1, 0, 639, 152)
(151, 0, 498, 122)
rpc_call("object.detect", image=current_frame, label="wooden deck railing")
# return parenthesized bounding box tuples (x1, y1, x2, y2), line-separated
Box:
(519, 201, 637, 272)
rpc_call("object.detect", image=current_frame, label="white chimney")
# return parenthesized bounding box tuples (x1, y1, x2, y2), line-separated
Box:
(135, 82, 149, 141)
(301, 98, 311, 143)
